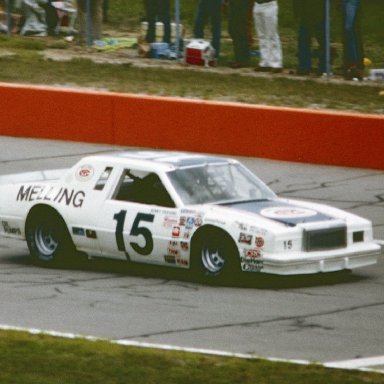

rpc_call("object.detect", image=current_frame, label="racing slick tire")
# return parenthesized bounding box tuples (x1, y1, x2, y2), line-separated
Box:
(191, 227, 240, 282)
(26, 207, 76, 266)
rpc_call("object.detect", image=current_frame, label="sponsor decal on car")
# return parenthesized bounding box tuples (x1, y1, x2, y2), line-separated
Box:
(243, 248, 261, 258)
(261, 207, 317, 219)
(241, 257, 264, 272)
(72, 227, 97, 239)
(225, 200, 334, 226)
(151, 208, 176, 216)
(86, 229, 97, 239)
(172, 226, 181, 238)
(180, 209, 198, 215)
(186, 217, 195, 229)
(163, 216, 178, 227)
(167, 248, 180, 257)
(17, 185, 85, 208)
(1, 221, 21, 235)
(235, 221, 249, 231)
(164, 255, 176, 264)
(249, 226, 268, 235)
(76, 164, 94, 182)
(255, 236, 265, 248)
(164, 254, 188, 266)
(72, 227, 85, 236)
(238, 232, 252, 245)
(176, 258, 189, 266)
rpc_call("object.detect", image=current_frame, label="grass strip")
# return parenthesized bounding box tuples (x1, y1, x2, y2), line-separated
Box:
(0, 49, 383, 115)
(1, 0, 384, 115)
(0, 330, 383, 384)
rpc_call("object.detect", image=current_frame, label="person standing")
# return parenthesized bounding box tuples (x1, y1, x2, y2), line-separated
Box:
(77, 0, 103, 45)
(103, 0, 109, 22)
(292, 0, 326, 75)
(247, 0, 255, 52)
(253, 0, 283, 73)
(144, 0, 171, 44)
(43, 1, 59, 35)
(20, 0, 48, 36)
(228, 0, 253, 68)
(193, 0, 222, 59)
(340, 0, 364, 80)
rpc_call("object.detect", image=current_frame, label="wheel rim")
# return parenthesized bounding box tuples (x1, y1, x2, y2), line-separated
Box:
(34, 224, 59, 260)
(201, 246, 225, 274)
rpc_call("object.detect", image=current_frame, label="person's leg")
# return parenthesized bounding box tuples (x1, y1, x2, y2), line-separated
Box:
(228, 0, 250, 66)
(92, 0, 103, 41)
(342, 0, 364, 78)
(158, 0, 171, 43)
(144, 0, 156, 43)
(254, 2, 268, 68)
(209, 0, 222, 58)
(193, 0, 206, 39)
(263, 1, 282, 69)
(315, 17, 326, 74)
(76, 0, 86, 44)
(44, 1, 59, 35)
(297, 22, 312, 73)
(342, 0, 361, 67)
(102, 0, 109, 22)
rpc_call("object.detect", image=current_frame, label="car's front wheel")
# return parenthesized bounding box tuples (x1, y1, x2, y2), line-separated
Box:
(192, 227, 240, 281)
(26, 208, 75, 266)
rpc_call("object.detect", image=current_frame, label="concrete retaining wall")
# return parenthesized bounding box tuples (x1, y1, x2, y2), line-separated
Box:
(1, 82, 383, 169)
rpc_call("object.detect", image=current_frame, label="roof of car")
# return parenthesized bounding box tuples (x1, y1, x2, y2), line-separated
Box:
(87, 150, 236, 170)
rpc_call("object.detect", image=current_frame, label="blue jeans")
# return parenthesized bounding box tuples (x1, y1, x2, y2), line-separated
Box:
(342, 0, 363, 69)
(193, 0, 222, 58)
(297, 18, 326, 73)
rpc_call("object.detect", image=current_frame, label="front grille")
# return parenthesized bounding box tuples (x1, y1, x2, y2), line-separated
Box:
(303, 225, 347, 252)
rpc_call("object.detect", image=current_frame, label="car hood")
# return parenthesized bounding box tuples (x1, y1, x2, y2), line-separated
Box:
(217, 199, 336, 227)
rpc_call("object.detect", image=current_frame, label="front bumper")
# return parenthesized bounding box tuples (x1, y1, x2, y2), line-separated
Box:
(258, 242, 381, 275)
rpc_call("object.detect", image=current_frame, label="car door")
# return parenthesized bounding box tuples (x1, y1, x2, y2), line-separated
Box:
(96, 167, 180, 265)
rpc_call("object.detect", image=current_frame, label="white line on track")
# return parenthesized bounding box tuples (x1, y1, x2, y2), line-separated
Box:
(325, 356, 384, 370)
(1, 324, 383, 374)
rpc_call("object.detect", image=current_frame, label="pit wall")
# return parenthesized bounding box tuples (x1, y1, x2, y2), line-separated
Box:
(1, 82, 383, 170)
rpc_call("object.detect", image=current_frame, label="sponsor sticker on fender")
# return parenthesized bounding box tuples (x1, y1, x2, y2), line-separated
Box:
(172, 226, 181, 238)
(255, 236, 265, 248)
(244, 249, 261, 258)
(260, 207, 317, 219)
(76, 164, 94, 182)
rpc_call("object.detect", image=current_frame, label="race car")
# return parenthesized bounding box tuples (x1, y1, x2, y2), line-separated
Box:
(0, 150, 381, 279)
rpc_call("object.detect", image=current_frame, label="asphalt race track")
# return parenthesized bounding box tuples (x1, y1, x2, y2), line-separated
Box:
(0, 136, 383, 370)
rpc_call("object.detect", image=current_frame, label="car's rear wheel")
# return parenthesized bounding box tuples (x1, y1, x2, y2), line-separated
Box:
(192, 227, 240, 281)
(26, 208, 75, 266)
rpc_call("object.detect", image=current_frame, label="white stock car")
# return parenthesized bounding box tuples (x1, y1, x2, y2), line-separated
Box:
(0, 151, 381, 280)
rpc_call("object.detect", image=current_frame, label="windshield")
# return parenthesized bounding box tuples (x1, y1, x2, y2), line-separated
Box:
(167, 162, 276, 205)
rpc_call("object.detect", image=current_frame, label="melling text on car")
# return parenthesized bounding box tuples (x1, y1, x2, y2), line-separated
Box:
(0, 151, 381, 280)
